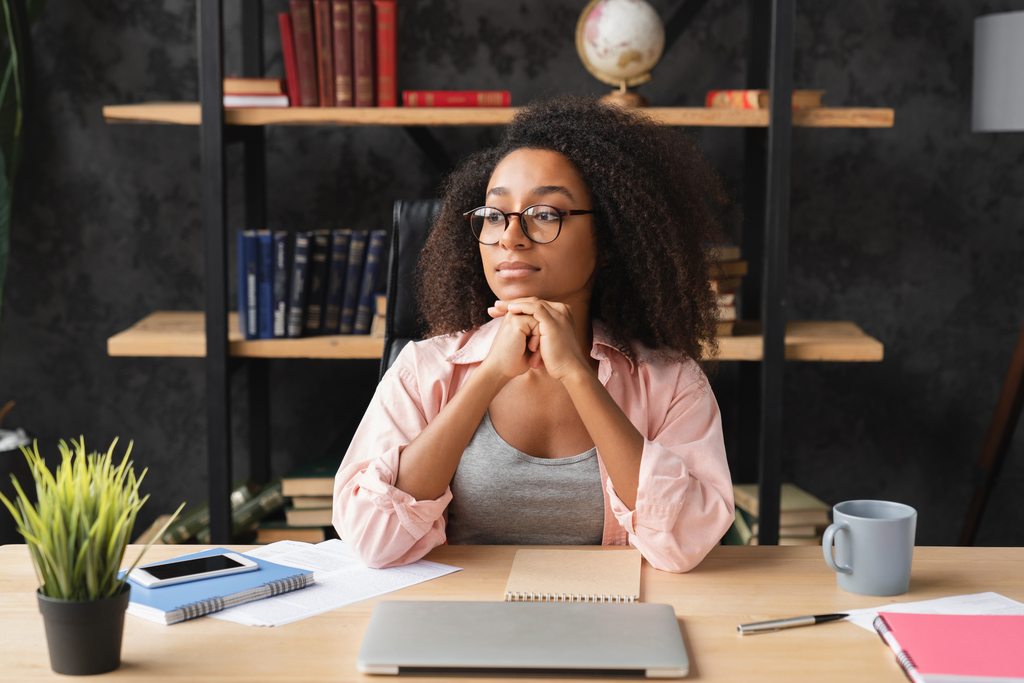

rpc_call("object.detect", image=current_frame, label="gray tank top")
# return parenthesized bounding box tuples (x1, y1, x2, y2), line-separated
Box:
(445, 413, 605, 545)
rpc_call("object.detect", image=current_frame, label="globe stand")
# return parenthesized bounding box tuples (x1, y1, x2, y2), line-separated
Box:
(599, 81, 648, 108)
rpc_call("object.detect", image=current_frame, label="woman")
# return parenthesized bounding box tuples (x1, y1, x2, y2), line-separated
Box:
(333, 96, 734, 572)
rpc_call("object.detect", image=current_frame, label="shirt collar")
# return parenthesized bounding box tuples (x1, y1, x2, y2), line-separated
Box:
(446, 317, 635, 375)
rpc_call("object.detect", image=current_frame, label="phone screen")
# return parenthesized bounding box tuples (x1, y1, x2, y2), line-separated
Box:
(144, 555, 245, 580)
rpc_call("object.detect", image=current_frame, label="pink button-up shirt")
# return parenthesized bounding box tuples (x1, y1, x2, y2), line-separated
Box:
(333, 318, 734, 573)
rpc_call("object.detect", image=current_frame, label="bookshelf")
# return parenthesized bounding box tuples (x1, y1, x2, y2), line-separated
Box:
(107, 312, 882, 363)
(103, 0, 891, 543)
(103, 102, 895, 128)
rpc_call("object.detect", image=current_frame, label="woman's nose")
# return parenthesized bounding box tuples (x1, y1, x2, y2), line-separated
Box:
(498, 213, 530, 249)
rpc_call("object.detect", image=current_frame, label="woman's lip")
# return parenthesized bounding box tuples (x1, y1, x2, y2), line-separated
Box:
(495, 263, 539, 279)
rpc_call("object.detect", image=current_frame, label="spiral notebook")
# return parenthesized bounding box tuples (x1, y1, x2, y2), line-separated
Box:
(503, 549, 641, 603)
(124, 547, 315, 625)
(873, 612, 1024, 682)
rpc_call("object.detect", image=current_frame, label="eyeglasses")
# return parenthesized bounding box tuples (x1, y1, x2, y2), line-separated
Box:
(463, 205, 595, 245)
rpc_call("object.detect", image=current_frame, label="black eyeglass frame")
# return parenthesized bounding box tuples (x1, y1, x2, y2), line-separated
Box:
(462, 204, 595, 245)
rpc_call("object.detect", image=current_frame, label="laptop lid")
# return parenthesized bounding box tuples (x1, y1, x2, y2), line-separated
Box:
(357, 601, 689, 678)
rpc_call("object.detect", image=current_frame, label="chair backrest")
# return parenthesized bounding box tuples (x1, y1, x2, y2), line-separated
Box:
(380, 199, 442, 379)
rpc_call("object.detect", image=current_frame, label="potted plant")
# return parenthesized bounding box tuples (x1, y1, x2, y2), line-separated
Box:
(0, 437, 180, 675)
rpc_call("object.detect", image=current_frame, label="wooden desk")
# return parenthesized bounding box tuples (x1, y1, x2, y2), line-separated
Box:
(1, 544, 1021, 681)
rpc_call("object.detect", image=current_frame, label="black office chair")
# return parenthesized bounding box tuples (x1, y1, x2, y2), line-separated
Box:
(380, 199, 442, 379)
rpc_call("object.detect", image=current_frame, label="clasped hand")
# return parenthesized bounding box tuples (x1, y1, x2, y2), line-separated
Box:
(481, 297, 589, 383)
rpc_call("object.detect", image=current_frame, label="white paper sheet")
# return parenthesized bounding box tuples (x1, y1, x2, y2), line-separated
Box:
(844, 591, 1024, 632)
(210, 539, 461, 627)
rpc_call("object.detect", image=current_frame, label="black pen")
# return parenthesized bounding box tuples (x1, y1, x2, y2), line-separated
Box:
(737, 613, 848, 635)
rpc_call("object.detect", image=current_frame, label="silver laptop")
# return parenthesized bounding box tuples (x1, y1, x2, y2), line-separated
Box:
(357, 601, 689, 678)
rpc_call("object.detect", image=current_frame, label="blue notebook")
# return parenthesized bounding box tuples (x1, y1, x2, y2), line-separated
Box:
(123, 547, 314, 625)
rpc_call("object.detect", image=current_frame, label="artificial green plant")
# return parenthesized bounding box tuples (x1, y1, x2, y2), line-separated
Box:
(0, 437, 183, 600)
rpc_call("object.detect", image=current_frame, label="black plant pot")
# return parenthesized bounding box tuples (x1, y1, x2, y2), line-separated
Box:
(36, 583, 131, 675)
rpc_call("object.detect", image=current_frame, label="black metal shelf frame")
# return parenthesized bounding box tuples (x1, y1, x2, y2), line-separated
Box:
(195, 0, 794, 543)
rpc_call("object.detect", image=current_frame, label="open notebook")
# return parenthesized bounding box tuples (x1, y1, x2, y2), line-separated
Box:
(503, 549, 641, 603)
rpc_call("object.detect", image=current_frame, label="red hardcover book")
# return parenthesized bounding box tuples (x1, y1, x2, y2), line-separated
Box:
(289, 0, 319, 107)
(278, 13, 301, 106)
(402, 90, 512, 107)
(331, 0, 353, 106)
(373, 0, 396, 107)
(351, 0, 375, 107)
(313, 0, 335, 106)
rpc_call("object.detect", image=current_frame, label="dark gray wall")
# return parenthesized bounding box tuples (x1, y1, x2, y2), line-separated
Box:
(1, 1, 1021, 546)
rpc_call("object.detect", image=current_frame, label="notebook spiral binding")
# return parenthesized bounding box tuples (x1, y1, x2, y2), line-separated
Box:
(505, 592, 638, 604)
(175, 573, 314, 622)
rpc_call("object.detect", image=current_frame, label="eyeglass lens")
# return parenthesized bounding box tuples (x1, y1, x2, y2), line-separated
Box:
(469, 205, 562, 244)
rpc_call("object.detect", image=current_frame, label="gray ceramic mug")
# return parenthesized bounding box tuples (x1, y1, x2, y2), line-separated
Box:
(822, 500, 917, 596)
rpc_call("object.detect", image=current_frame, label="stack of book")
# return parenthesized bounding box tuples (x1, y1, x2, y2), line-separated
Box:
(255, 457, 339, 543)
(705, 89, 825, 110)
(724, 482, 831, 546)
(237, 228, 387, 340)
(223, 77, 290, 108)
(706, 243, 745, 337)
(279, 0, 396, 107)
(152, 481, 286, 544)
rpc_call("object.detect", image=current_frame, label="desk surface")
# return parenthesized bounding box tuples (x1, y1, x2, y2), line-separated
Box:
(1, 544, 1022, 682)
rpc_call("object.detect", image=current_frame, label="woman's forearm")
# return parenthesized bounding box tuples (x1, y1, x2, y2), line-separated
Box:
(561, 366, 644, 509)
(394, 366, 507, 500)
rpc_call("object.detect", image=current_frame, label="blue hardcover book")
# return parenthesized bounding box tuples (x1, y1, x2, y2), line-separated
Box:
(286, 232, 311, 338)
(353, 229, 388, 334)
(303, 230, 332, 335)
(257, 231, 275, 339)
(272, 231, 290, 338)
(338, 230, 369, 334)
(123, 547, 314, 625)
(238, 230, 259, 339)
(322, 228, 352, 334)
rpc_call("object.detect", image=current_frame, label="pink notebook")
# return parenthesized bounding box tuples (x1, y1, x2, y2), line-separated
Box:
(874, 612, 1024, 682)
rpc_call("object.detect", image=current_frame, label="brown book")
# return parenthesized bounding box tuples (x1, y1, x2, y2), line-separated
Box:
(716, 292, 736, 307)
(290, 495, 333, 509)
(503, 549, 641, 603)
(710, 260, 748, 279)
(715, 320, 735, 337)
(256, 521, 328, 544)
(351, 0, 375, 106)
(733, 483, 831, 527)
(313, 0, 335, 106)
(706, 89, 825, 110)
(706, 243, 741, 262)
(373, 0, 396, 107)
(710, 277, 742, 294)
(331, 0, 354, 106)
(223, 77, 284, 95)
(285, 505, 333, 526)
(282, 456, 339, 497)
(290, 0, 319, 107)
(717, 304, 737, 322)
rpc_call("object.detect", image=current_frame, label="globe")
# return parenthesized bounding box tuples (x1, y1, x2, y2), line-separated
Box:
(575, 0, 665, 105)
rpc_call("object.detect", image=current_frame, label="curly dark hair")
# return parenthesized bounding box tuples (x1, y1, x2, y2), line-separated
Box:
(418, 96, 728, 364)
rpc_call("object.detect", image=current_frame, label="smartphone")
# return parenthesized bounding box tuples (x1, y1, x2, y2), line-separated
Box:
(129, 552, 259, 588)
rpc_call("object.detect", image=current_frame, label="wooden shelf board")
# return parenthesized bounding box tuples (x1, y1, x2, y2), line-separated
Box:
(108, 312, 882, 362)
(107, 311, 384, 359)
(715, 320, 884, 362)
(102, 102, 894, 129)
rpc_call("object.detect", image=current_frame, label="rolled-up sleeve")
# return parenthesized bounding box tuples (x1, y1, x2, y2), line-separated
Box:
(606, 364, 734, 572)
(333, 344, 452, 568)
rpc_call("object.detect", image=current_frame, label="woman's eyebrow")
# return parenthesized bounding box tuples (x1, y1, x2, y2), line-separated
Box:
(484, 185, 576, 201)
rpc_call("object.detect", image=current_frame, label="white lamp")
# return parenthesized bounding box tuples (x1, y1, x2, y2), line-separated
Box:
(973, 11, 1024, 132)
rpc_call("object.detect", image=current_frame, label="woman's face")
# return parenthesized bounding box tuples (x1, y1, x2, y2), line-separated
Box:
(478, 148, 598, 307)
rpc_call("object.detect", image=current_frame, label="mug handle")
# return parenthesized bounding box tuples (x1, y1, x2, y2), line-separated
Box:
(822, 522, 852, 575)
